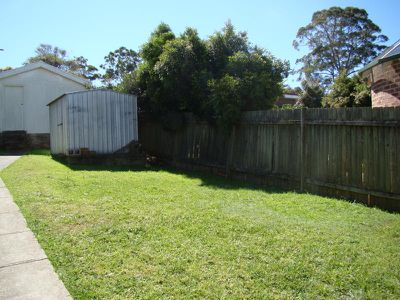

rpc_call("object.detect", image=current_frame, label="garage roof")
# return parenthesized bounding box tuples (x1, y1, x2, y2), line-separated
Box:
(0, 61, 89, 85)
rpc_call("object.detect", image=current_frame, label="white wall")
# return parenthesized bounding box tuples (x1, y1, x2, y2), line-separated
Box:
(0, 68, 86, 133)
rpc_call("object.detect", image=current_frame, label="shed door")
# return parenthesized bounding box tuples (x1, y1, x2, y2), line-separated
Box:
(3, 86, 24, 131)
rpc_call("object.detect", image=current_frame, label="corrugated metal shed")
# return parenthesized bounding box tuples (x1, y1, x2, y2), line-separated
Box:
(48, 89, 138, 155)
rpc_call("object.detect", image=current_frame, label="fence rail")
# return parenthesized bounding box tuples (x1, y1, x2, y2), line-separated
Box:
(139, 107, 400, 211)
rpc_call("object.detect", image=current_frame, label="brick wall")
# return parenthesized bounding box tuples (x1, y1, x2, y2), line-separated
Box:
(27, 134, 50, 149)
(371, 57, 400, 107)
(0, 132, 49, 151)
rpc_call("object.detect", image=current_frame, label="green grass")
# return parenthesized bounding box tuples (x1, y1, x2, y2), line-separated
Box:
(1, 152, 400, 299)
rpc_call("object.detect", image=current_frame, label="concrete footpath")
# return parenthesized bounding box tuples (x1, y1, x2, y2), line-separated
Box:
(0, 156, 72, 299)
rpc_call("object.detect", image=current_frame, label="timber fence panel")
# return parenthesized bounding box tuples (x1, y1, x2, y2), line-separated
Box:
(139, 107, 400, 211)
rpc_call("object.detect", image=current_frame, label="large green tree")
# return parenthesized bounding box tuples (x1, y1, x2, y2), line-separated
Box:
(141, 23, 175, 66)
(155, 28, 210, 115)
(293, 6, 388, 85)
(100, 47, 139, 87)
(207, 20, 249, 77)
(118, 23, 176, 112)
(322, 72, 371, 107)
(297, 80, 325, 108)
(0, 66, 12, 72)
(26, 44, 68, 69)
(25, 44, 99, 81)
(119, 22, 288, 128)
(208, 49, 288, 127)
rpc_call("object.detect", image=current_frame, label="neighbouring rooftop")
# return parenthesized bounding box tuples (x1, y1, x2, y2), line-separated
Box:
(359, 39, 400, 73)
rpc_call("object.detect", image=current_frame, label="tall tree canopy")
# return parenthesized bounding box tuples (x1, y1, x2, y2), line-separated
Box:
(100, 47, 139, 87)
(297, 80, 325, 108)
(141, 23, 176, 66)
(119, 22, 288, 128)
(0, 66, 12, 72)
(283, 85, 302, 96)
(155, 28, 210, 115)
(207, 21, 249, 77)
(208, 49, 288, 126)
(26, 44, 68, 69)
(322, 72, 371, 107)
(25, 44, 99, 81)
(293, 6, 388, 86)
(118, 23, 177, 113)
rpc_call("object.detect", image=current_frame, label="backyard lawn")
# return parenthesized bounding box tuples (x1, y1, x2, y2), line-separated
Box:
(1, 151, 399, 299)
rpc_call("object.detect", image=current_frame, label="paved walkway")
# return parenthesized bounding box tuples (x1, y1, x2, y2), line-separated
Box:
(0, 156, 21, 171)
(0, 156, 72, 299)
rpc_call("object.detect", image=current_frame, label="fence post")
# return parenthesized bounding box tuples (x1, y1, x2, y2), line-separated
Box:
(300, 108, 305, 192)
(226, 125, 236, 177)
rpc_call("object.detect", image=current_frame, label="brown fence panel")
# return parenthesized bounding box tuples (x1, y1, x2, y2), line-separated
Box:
(139, 107, 400, 211)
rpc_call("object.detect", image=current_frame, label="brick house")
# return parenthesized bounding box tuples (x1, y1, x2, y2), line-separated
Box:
(360, 39, 400, 107)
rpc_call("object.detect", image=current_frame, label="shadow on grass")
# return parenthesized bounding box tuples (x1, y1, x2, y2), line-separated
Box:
(20, 152, 399, 212)
(0, 150, 26, 156)
(0, 149, 49, 156)
(51, 155, 286, 194)
(27, 149, 51, 156)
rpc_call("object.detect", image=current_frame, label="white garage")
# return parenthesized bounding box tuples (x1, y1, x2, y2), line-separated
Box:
(0, 61, 88, 149)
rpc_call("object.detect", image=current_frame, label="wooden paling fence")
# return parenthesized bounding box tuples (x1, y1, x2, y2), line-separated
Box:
(139, 107, 400, 211)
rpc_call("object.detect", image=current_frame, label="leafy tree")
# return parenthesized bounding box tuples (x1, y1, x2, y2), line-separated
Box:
(207, 49, 288, 127)
(0, 66, 12, 72)
(155, 28, 210, 115)
(70, 56, 100, 81)
(119, 23, 176, 112)
(141, 23, 175, 66)
(25, 44, 99, 81)
(208, 75, 242, 128)
(293, 6, 388, 85)
(117, 62, 153, 112)
(283, 85, 302, 95)
(207, 20, 249, 77)
(26, 44, 68, 69)
(322, 72, 371, 107)
(297, 80, 325, 108)
(120, 22, 289, 128)
(100, 47, 139, 87)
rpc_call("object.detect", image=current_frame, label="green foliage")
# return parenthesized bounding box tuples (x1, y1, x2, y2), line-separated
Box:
(70, 56, 100, 81)
(2, 153, 400, 299)
(155, 28, 210, 115)
(280, 104, 297, 110)
(0, 66, 12, 72)
(298, 80, 325, 108)
(322, 72, 371, 107)
(208, 50, 288, 127)
(26, 44, 67, 68)
(207, 20, 249, 77)
(140, 23, 176, 66)
(120, 22, 289, 128)
(118, 23, 177, 113)
(25, 44, 100, 81)
(100, 47, 139, 87)
(283, 85, 302, 95)
(208, 75, 242, 128)
(293, 6, 388, 85)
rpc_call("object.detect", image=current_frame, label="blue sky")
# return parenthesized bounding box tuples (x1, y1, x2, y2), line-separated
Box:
(1, 0, 399, 86)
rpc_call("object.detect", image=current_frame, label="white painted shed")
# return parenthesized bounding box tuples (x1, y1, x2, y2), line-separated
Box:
(48, 90, 138, 155)
(0, 61, 88, 135)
